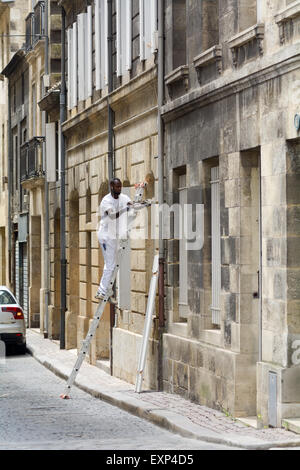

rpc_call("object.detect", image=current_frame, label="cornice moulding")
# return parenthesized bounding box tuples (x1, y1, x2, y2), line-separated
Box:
(275, 0, 300, 24)
(161, 44, 300, 123)
(228, 24, 265, 50)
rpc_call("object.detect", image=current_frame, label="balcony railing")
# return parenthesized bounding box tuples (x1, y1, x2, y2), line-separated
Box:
(33, 1, 45, 44)
(24, 2, 45, 51)
(20, 137, 45, 182)
(25, 13, 34, 51)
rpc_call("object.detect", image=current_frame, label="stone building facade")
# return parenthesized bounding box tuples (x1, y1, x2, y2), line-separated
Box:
(50, 0, 159, 385)
(0, 1, 30, 293)
(1, 0, 299, 429)
(161, 0, 300, 426)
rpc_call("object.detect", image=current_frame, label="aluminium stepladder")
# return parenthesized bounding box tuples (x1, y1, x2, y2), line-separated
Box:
(60, 182, 151, 399)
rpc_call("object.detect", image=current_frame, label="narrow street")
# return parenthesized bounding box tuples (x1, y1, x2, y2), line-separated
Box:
(0, 352, 239, 451)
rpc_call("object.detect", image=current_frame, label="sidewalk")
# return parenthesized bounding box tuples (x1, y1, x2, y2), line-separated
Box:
(26, 329, 300, 450)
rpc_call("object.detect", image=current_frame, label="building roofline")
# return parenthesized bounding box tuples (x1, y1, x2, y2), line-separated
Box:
(1, 49, 25, 78)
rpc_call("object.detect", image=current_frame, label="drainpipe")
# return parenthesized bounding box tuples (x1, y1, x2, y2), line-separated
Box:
(43, 0, 49, 338)
(107, 0, 115, 375)
(8, 81, 12, 288)
(157, 0, 165, 391)
(107, 0, 114, 182)
(60, 6, 67, 349)
(259, 157, 262, 362)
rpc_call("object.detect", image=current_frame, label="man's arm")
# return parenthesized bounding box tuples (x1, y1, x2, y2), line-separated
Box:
(105, 202, 132, 220)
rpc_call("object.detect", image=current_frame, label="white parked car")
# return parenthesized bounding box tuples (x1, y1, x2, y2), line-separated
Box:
(0, 286, 26, 354)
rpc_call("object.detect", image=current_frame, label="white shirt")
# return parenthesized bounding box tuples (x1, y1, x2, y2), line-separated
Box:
(98, 193, 131, 242)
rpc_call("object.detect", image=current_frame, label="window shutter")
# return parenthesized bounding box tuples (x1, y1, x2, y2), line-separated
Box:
(72, 22, 78, 108)
(67, 28, 73, 109)
(116, 0, 122, 76)
(116, 0, 132, 77)
(211, 166, 221, 326)
(87, 5, 93, 98)
(139, 0, 157, 61)
(95, 0, 101, 90)
(78, 13, 87, 102)
(125, 0, 132, 71)
(45, 123, 56, 182)
(95, 0, 108, 89)
(139, 0, 145, 60)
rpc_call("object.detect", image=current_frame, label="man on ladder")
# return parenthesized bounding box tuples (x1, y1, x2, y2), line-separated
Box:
(60, 180, 150, 399)
(96, 178, 132, 301)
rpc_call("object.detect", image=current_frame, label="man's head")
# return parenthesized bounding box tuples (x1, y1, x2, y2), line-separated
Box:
(110, 178, 122, 199)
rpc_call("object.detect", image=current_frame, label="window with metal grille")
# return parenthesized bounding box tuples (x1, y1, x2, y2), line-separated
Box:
(210, 166, 221, 326)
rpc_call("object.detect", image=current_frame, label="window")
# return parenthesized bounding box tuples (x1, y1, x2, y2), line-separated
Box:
(210, 166, 221, 326)
(0, 290, 16, 305)
(178, 173, 188, 320)
(238, 0, 257, 32)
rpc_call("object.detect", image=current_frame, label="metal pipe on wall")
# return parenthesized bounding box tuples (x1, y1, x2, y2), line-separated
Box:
(107, 0, 115, 375)
(157, 0, 165, 391)
(8, 80, 12, 288)
(43, 0, 49, 338)
(60, 6, 67, 349)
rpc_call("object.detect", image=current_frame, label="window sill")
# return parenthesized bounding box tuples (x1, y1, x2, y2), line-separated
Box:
(228, 24, 265, 67)
(275, 0, 300, 44)
(165, 65, 189, 98)
(199, 328, 222, 347)
(193, 45, 222, 84)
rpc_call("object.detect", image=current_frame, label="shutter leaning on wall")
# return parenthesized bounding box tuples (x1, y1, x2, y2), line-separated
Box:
(72, 22, 78, 108)
(211, 166, 221, 326)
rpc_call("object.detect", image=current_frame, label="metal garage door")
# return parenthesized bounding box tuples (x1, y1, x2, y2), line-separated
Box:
(15, 240, 19, 304)
(22, 244, 28, 327)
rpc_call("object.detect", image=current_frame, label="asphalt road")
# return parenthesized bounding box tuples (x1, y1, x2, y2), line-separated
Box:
(0, 351, 240, 451)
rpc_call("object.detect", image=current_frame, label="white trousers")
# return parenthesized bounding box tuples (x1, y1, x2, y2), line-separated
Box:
(98, 238, 118, 295)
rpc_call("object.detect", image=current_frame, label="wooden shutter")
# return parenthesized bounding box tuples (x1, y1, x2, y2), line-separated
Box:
(87, 5, 93, 98)
(116, 0, 132, 76)
(72, 22, 78, 108)
(67, 28, 73, 109)
(139, 0, 157, 61)
(45, 123, 56, 182)
(95, 0, 108, 90)
(78, 13, 87, 102)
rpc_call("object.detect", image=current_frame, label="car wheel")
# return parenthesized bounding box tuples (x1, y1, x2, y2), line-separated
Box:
(17, 343, 27, 355)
